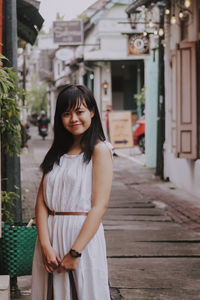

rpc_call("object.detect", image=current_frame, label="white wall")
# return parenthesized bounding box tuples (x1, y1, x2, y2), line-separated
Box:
(84, 3, 146, 61)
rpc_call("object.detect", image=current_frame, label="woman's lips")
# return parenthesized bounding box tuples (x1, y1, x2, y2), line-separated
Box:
(70, 124, 81, 128)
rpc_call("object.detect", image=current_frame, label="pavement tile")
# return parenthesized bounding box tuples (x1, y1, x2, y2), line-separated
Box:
(120, 288, 200, 300)
(108, 257, 200, 289)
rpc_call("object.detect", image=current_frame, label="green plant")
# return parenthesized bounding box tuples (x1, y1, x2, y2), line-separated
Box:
(134, 87, 145, 105)
(0, 53, 21, 155)
(0, 58, 15, 94)
(78, 12, 89, 22)
(133, 87, 145, 116)
(1, 190, 18, 222)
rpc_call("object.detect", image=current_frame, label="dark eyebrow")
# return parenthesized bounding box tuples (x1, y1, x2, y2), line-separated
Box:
(75, 106, 85, 111)
(63, 106, 82, 113)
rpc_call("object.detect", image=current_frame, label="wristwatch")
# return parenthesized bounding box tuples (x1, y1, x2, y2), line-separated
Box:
(69, 249, 82, 258)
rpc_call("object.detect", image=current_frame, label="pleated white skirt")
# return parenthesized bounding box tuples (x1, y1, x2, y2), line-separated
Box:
(31, 215, 111, 300)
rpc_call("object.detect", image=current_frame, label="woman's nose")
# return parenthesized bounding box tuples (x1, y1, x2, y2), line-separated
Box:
(71, 113, 78, 121)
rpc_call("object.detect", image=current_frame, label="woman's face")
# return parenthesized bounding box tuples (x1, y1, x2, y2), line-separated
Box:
(61, 102, 94, 136)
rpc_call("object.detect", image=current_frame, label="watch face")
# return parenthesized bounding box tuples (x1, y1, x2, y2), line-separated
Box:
(70, 249, 81, 257)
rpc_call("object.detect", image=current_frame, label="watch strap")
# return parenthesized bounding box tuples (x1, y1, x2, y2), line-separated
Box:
(70, 249, 82, 258)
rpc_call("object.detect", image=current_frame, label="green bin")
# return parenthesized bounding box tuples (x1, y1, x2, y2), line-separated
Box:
(0, 222, 37, 278)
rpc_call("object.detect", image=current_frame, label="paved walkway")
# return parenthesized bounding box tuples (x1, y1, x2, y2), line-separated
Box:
(114, 146, 145, 166)
(106, 156, 200, 300)
(13, 126, 200, 300)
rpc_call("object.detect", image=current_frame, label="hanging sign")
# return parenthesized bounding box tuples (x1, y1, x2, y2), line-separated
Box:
(109, 111, 133, 148)
(128, 34, 149, 55)
(55, 48, 74, 61)
(53, 20, 83, 45)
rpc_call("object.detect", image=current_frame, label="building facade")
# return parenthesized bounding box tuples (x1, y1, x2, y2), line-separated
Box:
(164, 0, 200, 198)
(51, 0, 159, 167)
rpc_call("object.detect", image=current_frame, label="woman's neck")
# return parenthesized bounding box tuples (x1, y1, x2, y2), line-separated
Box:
(67, 135, 82, 154)
(73, 135, 82, 146)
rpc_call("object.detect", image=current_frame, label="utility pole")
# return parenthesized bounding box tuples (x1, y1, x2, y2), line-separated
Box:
(2, 0, 22, 222)
(2, 1, 22, 295)
(155, 2, 165, 178)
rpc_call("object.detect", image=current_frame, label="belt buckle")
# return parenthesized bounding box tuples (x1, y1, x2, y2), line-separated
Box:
(52, 209, 56, 216)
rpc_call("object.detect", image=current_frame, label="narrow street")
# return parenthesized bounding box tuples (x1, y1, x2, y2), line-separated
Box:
(15, 125, 200, 300)
(1, 0, 200, 299)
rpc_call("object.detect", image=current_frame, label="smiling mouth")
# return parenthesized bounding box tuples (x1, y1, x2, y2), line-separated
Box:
(70, 124, 81, 128)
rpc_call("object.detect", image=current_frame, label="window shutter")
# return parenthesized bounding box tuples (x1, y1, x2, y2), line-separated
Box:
(176, 42, 197, 159)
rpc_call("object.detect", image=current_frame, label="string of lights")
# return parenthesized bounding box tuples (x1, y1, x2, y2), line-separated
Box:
(146, 0, 192, 37)
(124, 0, 193, 39)
(166, 0, 192, 25)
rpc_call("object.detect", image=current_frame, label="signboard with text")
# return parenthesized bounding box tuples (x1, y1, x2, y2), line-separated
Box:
(53, 20, 83, 45)
(109, 111, 133, 148)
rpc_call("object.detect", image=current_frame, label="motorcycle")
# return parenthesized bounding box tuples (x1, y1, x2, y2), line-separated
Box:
(39, 124, 48, 140)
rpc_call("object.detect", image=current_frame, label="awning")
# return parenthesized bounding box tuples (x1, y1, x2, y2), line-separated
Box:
(126, 0, 160, 15)
(17, 0, 44, 45)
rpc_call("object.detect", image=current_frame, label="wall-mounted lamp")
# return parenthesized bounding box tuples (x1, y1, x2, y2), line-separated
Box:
(103, 81, 108, 95)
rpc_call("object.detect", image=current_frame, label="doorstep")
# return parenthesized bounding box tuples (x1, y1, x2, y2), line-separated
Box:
(0, 275, 10, 300)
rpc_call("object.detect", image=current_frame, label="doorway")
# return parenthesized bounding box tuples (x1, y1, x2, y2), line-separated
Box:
(111, 60, 144, 114)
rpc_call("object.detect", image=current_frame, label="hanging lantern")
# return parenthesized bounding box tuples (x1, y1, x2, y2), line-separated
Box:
(179, 10, 184, 19)
(170, 15, 177, 24)
(148, 19, 154, 28)
(184, 0, 191, 8)
(158, 28, 164, 37)
(165, 8, 170, 15)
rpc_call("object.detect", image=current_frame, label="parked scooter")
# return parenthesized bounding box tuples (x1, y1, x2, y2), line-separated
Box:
(37, 111, 49, 140)
(39, 124, 48, 140)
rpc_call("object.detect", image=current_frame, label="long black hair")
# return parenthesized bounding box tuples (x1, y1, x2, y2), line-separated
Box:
(40, 84, 105, 174)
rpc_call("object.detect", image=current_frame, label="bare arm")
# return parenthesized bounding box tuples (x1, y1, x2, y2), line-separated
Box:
(58, 142, 113, 272)
(35, 176, 61, 272)
(35, 177, 50, 248)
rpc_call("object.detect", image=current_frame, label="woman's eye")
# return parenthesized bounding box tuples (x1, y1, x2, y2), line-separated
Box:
(77, 110, 84, 114)
(63, 112, 70, 117)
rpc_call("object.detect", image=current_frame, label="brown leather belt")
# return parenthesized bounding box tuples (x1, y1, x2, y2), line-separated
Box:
(49, 210, 88, 216)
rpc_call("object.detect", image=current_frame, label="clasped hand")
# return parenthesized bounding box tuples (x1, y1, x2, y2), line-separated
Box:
(57, 253, 79, 273)
(42, 246, 79, 273)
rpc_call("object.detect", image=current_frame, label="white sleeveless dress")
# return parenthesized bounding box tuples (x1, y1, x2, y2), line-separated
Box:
(31, 141, 113, 300)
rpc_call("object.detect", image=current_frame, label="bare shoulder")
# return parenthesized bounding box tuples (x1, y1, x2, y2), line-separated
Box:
(93, 141, 112, 160)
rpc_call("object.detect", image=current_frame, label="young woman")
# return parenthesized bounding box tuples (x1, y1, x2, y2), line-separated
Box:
(31, 84, 113, 300)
